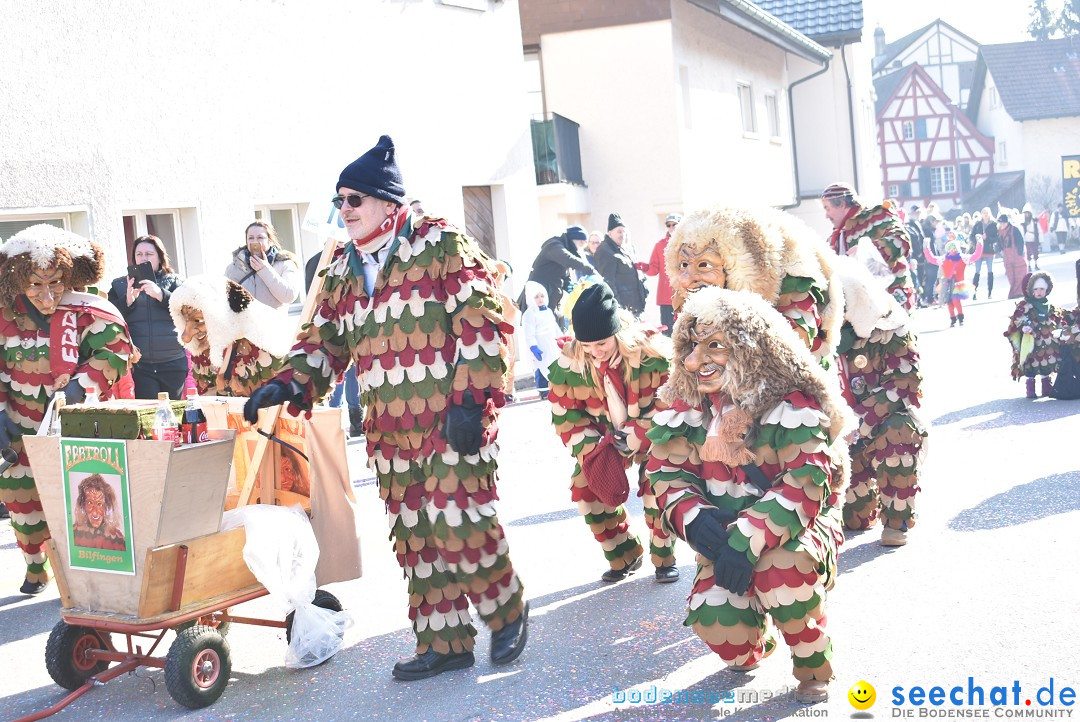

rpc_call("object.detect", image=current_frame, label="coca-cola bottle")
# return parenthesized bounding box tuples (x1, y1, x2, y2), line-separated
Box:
(181, 392, 207, 445)
(151, 392, 180, 447)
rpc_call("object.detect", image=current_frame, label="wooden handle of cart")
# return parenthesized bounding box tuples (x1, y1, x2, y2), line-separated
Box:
(236, 232, 340, 507)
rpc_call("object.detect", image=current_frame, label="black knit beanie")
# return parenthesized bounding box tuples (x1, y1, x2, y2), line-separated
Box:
(337, 135, 406, 204)
(573, 283, 622, 342)
(607, 213, 624, 232)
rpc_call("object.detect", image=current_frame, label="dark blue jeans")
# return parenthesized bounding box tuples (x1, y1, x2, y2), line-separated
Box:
(330, 364, 360, 409)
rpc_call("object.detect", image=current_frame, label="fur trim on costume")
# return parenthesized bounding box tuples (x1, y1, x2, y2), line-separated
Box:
(169, 275, 295, 365)
(664, 206, 843, 358)
(1025, 271, 1053, 297)
(0, 225, 106, 304)
(832, 256, 909, 338)
(660, 286, 854, 444)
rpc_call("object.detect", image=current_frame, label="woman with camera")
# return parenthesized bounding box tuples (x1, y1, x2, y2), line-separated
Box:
(225, 220, 302, 310)
(107, 235, 189, 399)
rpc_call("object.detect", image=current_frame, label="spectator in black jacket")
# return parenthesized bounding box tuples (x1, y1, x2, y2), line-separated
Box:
(521, 225, 592, 314)
(905, 205, 926, 301)
(593, 213, 647, 317)
(107, 235, 188, 399)
(969, 207, 999, 299)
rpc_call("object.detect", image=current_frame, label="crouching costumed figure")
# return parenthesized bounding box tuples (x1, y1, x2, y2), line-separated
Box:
(646, 287, 853, 703)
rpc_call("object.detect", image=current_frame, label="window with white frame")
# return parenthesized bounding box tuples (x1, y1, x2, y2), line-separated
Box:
(998, 141, 1008, 165)
(989, 87, 999, 109)
(123, 210, 185, 272)
(888, 185, 899, 198)
(737, 82, 756, 134)
(254, 204, 304, 256)
(764, 92, 780, 138)
(930, 166, 956, 194)
(0, 214, 67, 241)
(902, 121, 915, 140)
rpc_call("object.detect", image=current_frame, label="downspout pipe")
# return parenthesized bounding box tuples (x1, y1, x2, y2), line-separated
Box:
(781, 55, 831, 210)
(841, 43, 860, 192)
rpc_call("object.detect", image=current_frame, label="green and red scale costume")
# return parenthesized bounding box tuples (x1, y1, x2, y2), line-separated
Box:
(188, 342, 282, 397)
(269, 212, 524, 656)
(829, 202, 916, 312)
(1005, 272, 1065, 396)
(646, 288, 853, 691)
(831, 257, 926, 534)
(547, 336, 676, 574)
(0, 226, 134, 588)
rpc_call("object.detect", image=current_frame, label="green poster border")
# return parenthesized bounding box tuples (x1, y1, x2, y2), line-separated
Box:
(60, 439, 135, 576)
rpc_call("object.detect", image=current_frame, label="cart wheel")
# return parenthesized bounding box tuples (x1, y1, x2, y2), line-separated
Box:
(285, 589, 343, 644)
(164, 625, 231, 709)
(45, 621, 109, 690)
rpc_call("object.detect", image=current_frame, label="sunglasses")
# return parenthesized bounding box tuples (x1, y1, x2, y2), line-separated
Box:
(331, 193, 369, 210)
(666, 223, 677, 228)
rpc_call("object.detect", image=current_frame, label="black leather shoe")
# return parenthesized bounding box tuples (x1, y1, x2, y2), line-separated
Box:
(600, 555, 643, 583)
(0, 502, 8, 519)
(491, 602, 529, 665)
(391, 649, 475, 681)
(20, 578, 48, 596)
(654, 566, 680, 583)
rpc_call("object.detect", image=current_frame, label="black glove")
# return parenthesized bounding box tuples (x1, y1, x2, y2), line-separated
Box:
(63, 380, 86, 405)
(444, 396, 484, 456)
(243, 381, 292, 424)
(0, 410, 22, 449)
(712, 544, 755, 596)
(684, 507, 734, 561)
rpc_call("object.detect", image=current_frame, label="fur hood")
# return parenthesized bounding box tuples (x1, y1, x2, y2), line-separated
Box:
(664, 205, 843, 357)
(169, 275, 295, 365)
(1025, 271, 1053, 298)
(660, 286, 854, 444)
(0, 224, 106, 304)
(831, 255, 909, 338)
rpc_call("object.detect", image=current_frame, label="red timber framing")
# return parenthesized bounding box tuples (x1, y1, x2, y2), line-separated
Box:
(876, 64, 993, 208)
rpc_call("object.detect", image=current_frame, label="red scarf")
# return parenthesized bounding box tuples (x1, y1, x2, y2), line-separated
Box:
(49, 292, 127, 380)
(351, 206, 410, 255)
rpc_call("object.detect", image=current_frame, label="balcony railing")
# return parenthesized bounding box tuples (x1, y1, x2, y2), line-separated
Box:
(530, 112, 584, 186)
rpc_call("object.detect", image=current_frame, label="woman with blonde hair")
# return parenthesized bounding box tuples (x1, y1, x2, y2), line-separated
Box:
(225, 220, 302, 310)
(547, 283, 678, 584)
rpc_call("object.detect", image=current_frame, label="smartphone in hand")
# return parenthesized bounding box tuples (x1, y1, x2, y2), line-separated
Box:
(127, 261, 155, 283)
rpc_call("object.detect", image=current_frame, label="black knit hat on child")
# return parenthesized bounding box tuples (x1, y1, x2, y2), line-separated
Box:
(337, 135, 406, 204)
(607, 213, 625, 232)
(573, 283, 622, 342)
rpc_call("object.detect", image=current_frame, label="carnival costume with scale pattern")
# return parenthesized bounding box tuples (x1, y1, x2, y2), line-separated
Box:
(264, 207, 524, 657)
(646, 287, 853, 696)
(1005, 272, 1065, 396)
(0, 225, 134, 589)
(547, 322, 676, 576)
(830, 257, 926, 537)
(828, 201, 916, 312)
(169, 276, 291, 397)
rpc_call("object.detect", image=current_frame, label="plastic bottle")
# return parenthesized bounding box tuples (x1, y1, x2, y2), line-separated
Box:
(48, 391, 66, 436)
(151, 391, 180, 447)
(181, 392, 207, 445)
(84, 385, 100, 404)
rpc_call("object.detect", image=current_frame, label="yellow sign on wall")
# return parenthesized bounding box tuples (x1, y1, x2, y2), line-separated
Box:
(1063, 155, 1080, 217)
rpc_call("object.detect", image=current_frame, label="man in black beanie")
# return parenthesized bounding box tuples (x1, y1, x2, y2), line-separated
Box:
(594, 213, 648, 317)
(521, 225, 593, 318)
(245, 134, 529, 680)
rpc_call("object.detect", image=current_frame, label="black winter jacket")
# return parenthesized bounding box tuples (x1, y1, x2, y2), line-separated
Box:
(524, 233, 594, 310)
(108, 270, 186, 363)
(593, 236, 647, 315)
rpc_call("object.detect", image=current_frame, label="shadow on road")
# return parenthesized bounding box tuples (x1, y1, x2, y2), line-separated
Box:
(949, 471, 1080, 531)
(837, 535, 901, 576)
(0, 596, 61, 646)
(932, 397, 1080, 429)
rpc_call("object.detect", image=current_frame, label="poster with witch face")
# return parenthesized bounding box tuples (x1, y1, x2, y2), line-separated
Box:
(60, 439, 135, 575)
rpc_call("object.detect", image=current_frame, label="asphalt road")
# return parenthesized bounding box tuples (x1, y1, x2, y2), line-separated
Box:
(1, 251, 1078, 722)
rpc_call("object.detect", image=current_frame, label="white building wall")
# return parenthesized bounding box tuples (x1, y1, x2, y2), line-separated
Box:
(1021, 118, 1080, 202)
(537, 20, 681, 260)
(0, 0, 538, 285)
(670, 1, 794, 211)
(973, 73, 1025, 172)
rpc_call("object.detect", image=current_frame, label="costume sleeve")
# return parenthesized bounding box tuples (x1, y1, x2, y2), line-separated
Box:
(876, 218, 912, 276)
(776, 275, 827, 360)
(73, 317, 134, 401)
(442, 232, 513, 407)
(645, 241, 664, 278)
(922, 245, 942, 266)
(962, 241, 983, 265)
(623, 352, 669, 457)
(274, 250, 358, 412)
(256, 256, 302, 306)
(547, 353, 605, 463)
(644, 406, 715, 538)
(726, 393, 835, 565)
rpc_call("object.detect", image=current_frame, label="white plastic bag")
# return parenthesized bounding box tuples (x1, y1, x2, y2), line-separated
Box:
(220, 504, 352, 668)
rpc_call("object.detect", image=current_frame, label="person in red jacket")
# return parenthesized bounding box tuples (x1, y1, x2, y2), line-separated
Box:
(639, 214, 681, 335)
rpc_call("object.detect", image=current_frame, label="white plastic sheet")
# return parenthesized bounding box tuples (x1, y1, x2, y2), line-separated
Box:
(221, 504, 352, 668)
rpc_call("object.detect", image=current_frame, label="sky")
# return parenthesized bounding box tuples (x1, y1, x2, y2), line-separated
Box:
(863, 0, 1043, 46)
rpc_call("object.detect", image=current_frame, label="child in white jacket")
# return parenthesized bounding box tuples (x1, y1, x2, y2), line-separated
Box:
(522, 281, 562, 399)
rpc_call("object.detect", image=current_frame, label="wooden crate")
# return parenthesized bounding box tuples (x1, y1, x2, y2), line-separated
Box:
(24, 431, 236, 617)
